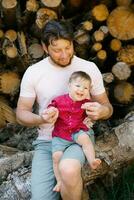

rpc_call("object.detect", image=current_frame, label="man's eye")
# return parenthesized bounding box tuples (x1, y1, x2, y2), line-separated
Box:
(76, 85, 80, 87)
(54, 50, 60, 53)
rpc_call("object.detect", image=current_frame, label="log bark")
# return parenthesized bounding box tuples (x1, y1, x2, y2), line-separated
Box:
(0, 119, 134, 199)
(1, 0, 17, 27)
(82, 119, 134, 184)
(20, 0, 39, 27)
(0, 97, 16, 128)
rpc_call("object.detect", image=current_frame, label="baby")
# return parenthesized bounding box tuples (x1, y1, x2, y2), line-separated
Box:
(43, 71, 101, 192)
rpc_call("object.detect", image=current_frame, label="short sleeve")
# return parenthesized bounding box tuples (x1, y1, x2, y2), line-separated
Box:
(90, 63, 105, 96)
(19, 68, 36, 98)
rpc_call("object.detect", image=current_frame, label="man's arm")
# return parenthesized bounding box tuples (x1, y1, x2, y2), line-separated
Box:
(16, 96, 44, 127)
(82, 92, 113, 121)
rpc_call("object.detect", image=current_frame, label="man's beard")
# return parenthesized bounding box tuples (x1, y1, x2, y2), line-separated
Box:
(50, 55, 74, 67)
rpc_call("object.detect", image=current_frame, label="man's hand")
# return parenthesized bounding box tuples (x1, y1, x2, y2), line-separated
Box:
(81, 102, 108, 121)
(41, 107, 59, 124)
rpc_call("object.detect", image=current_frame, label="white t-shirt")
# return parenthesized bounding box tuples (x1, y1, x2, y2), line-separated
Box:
(20, 55, 105, 140)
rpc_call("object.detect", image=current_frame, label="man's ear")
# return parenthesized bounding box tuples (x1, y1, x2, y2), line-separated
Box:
(41, 41, 48, 54)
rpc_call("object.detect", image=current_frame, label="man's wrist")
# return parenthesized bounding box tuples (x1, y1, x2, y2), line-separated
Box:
(39, 115, 45, 124)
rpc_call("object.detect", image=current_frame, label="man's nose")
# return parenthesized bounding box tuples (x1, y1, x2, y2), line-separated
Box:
(61, 50, 67, 58)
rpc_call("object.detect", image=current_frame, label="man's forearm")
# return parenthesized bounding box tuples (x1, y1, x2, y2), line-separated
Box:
(101, 103, 113, 120)
(16, 110, 44, 127)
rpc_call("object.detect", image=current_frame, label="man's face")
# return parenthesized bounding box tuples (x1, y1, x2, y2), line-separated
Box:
(44, 39, 74, 67)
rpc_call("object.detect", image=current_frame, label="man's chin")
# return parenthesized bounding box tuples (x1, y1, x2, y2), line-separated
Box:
(51, 56, 73, 67)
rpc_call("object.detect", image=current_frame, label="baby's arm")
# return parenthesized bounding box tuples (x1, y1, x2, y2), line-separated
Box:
(83, 117, 94, 128)
(81, 101, 95, 128)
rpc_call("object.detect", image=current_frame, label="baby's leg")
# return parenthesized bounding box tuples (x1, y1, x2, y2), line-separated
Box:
(53, 151, 63, 192)
(76, 133, 101, 169)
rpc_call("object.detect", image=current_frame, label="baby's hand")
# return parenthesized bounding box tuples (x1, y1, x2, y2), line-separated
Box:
(41, 107, 59, 124)
(83, 117, 94, 128)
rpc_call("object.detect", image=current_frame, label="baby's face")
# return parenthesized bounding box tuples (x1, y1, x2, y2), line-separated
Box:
(69, 77, 91, 101)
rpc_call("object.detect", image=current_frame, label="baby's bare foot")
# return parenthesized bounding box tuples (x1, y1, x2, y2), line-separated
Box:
(90, 158, 101, 169)
(53, 182, 61, 192)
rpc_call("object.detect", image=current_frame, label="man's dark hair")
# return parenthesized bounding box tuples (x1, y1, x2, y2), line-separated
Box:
(42, 20, 74, 47)
(69, 71, 91, 83)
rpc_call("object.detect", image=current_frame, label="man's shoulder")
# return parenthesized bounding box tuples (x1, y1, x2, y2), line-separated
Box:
(73, 56, 99, 71)
(28, 57, 48, 71)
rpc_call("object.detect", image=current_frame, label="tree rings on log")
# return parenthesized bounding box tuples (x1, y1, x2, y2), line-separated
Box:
(114, 82, 134, 104)
(107, 6, 134, 40)
(117, 45, 134, 66)
(0, 71, 20, 95)
(112, 62, 131, 80)
(91, 4, 109, 22)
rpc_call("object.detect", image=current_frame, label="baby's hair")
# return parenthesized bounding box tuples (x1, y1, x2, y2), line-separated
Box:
(69, 71, 91, 83)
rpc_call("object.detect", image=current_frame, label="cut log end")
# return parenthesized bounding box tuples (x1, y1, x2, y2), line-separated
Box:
(93, 30, 105, 42)
(92, 4, 109, 22)
(110, 38, 122, 52)
(36, 8, 58, 29)
(6, 46, 18, 58)
(28, 43, 44, 59)
(41, 0, 61, 8)
(91, 42, 102, 52)
(114, 82, 134, 104)
(82, 21, 93, 31)
(117, 45, 134, 66)
(2, 0, 17, 9)
(5, 29, 17, 42)
(112, 62, 131, 80)
(116, 0, 132, 7)
(0, 72, 20, 95)
(26, 0, 39, 12)
(107, 7, 134, 40)
(97, 50, 107, 61)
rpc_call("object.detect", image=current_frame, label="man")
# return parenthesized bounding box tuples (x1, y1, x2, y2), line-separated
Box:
(16, 20, 113, 200)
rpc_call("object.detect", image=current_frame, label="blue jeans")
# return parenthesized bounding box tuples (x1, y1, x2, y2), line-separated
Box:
(31, 139, 86, 200)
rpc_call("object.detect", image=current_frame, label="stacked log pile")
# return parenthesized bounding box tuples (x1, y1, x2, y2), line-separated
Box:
(0, 0, 134, 127)
(0, 1, 134, 199)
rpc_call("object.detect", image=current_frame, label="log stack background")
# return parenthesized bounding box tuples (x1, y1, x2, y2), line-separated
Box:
(0, 0, 134, 127)
(0, 1, 134, 199)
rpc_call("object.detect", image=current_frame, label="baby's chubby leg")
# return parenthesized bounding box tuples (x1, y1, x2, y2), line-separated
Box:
(76, 133, 101, 169)
(53, 151, 63, 192)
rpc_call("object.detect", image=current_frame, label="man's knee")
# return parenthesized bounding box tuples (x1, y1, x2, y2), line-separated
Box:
(59, 159, 82, 186)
